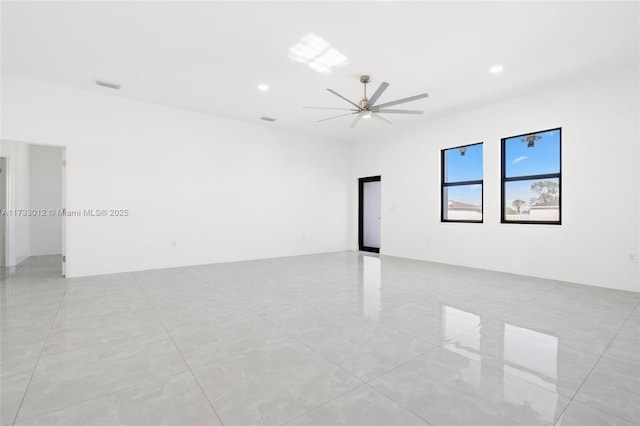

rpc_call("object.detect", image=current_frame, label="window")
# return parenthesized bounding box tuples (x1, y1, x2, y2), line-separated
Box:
(441, 143, 483, 222)
(501, 128, 561, 224)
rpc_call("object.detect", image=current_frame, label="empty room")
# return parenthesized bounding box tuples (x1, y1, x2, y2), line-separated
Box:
(1, 1, 639, 426)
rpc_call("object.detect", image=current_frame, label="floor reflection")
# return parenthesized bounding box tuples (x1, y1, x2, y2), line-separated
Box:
(442, 306, 480, 341)
(361, 255, 381, 315)
(353, 254, 592, 423)
(504, 324, 558, 391)
(441, 304, 561, 422)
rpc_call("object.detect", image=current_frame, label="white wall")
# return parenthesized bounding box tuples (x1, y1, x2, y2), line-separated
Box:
(2, 67, 637, 291)
(29, 145, 63, 256)
(0, 140, 31, 266)
(350, 65, 639, 292)
(1, 75, 350, 277)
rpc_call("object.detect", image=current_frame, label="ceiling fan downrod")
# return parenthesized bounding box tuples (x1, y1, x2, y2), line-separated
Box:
(359, 75, 370, 109)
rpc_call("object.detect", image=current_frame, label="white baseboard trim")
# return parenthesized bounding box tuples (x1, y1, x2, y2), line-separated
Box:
(30, 249, 62, 256)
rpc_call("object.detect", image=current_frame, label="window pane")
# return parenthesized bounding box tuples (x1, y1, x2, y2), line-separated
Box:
(443, 185, 482, 221)
(504, 178, 560, 222)
(504, 129, 560, 178)
(443, 143, 483, 183)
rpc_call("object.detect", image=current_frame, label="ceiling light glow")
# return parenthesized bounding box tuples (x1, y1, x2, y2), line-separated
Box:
(490, 65, 503, 74)
(257, 84, 269, 91)
(308, 48, 348, 74)
(289, 33, 330, 64)
(289, 33, 349, 74)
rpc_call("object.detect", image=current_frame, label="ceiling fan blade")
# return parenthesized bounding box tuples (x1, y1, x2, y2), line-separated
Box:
(349, 113, 363, 128)
(317, 111, 357, 123)
(375, 109, 424, 114)
(327, 89, 361, 109)
(367, 82, 389, 108)
(374, 92, 429, 109)
(303, 107, 358, 111)
(372, 113, 393, 125)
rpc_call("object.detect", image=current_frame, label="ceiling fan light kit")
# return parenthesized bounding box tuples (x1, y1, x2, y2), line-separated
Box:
(304, 75, 429, 128)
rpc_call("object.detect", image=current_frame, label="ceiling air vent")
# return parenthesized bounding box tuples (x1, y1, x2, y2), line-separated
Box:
(260, 116, 277, 122)
(95, 80, 121, 90)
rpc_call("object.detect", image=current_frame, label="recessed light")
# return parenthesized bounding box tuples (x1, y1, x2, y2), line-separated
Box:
(490, 65, 503, 74)
(258, 84, 269, 91)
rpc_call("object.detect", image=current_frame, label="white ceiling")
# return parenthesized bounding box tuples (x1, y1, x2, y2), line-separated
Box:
(2, 1, 638, 141)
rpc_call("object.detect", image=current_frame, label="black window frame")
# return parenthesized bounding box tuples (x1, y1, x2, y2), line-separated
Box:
(441, 142, 484, 223)
(501, 127, 562, 225)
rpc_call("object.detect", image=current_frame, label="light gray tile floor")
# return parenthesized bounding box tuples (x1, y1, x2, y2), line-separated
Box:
(1, 253, 639, 426)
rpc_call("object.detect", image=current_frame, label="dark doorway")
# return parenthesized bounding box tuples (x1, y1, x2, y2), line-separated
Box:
(358, 176, 381, 253)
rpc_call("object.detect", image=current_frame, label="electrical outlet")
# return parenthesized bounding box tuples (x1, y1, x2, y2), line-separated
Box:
(629, 254, 638, 263)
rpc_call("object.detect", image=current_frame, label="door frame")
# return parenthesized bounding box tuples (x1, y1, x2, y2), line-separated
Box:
(358, 175, 381, 253)
(0, 157, 8, 267)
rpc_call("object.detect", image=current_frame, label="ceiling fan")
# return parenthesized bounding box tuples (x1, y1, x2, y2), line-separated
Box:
(304, 75, 429, 128)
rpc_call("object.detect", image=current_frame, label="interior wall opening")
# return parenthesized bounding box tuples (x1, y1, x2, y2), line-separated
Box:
(0, 141, 65, 277)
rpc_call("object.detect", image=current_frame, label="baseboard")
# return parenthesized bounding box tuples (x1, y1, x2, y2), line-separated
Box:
(29, 249, 62, 256)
